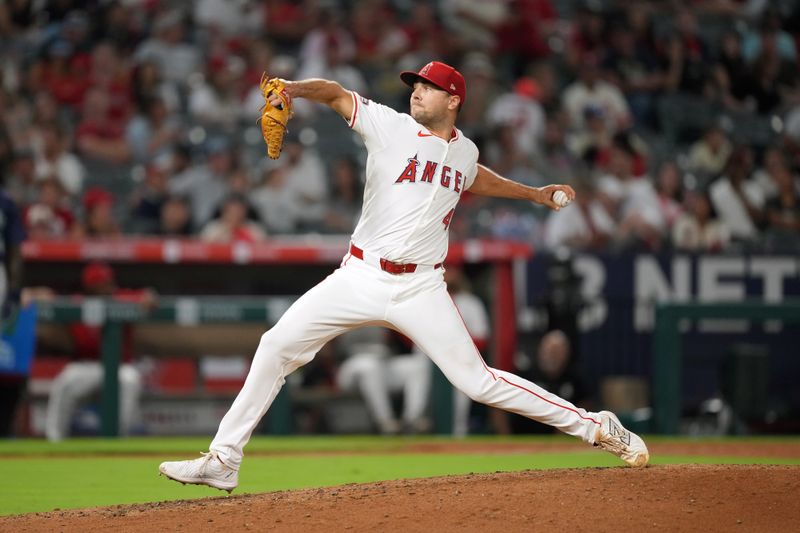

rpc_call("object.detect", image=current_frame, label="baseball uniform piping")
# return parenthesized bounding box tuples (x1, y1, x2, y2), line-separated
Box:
(348, 91, 359, 128)
(447, 295, 601, 427)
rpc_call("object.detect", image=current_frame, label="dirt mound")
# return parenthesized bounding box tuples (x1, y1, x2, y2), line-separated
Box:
(4, 465, 799, 532)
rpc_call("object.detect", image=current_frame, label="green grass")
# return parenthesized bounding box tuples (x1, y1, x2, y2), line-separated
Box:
(1, 435, 799, 516)
(2, 434, 798, 456)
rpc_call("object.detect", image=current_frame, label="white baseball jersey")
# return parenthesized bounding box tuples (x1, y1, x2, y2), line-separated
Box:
(348, 91, 479, 265)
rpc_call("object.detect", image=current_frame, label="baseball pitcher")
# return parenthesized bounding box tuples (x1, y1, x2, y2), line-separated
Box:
(160, 61, 648, 493)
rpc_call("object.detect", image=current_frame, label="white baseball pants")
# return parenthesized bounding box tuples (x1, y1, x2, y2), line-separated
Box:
(210, 255, 601, 469)
(337, 351, 431, 432)
(45, 361, 142, 441)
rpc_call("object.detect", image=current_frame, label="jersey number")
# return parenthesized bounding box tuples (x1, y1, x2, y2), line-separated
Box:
(442, 208, 455, 230)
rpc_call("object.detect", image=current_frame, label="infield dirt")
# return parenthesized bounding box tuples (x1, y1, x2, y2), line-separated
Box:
(4, 463, 799, 532)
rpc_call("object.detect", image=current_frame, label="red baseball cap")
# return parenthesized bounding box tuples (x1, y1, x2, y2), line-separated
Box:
(82, 261, 115, 289)
(82, 187, 114, 211)
(400, 61, 466, 104)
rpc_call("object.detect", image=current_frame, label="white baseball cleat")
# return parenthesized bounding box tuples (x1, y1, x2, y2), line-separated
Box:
(594, 411, 650, 467)
(159, 452, 239, 493)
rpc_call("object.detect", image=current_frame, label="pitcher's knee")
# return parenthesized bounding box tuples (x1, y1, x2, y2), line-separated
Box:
(258, 330, 294, 361)
(257, 329, 316, 369)
(119, 366, 142, 388)
(457, 381, 493, 404)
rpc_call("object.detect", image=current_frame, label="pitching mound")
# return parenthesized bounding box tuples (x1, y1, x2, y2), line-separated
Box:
(4, 464, 799, 532)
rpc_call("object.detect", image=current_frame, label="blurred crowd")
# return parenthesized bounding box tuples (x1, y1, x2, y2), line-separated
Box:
(1, 0, 800, 253)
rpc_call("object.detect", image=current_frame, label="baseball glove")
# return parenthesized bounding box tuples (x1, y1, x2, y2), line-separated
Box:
(259, 74, 293, 159)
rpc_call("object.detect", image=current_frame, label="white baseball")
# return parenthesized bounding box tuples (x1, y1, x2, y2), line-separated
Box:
(552, 190, 571, 208)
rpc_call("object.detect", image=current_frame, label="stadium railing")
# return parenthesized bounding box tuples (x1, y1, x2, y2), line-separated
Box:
(653, 299, 800, 434)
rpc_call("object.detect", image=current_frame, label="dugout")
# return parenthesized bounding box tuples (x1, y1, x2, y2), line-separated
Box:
(21, 237, 531, 437)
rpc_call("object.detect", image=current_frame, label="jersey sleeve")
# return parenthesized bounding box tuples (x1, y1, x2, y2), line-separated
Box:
(348, 91, 404, 153)
(463, 160, 478, 190)
(462, 142, 480, 190)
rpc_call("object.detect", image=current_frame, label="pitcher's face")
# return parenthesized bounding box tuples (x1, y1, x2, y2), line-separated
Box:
(410, 81, 457, 124)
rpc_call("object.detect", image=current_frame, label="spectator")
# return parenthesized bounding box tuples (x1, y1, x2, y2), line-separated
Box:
(269, 134, 328, 231)
(598, 134, 665, 250)
(336, 327, 430, 435)
(764, 161, 800, 235)
(200, 193, 266, 243)
(296, 32, 368, 98)
(30, 92, 62, 140)
(23, 177, 75, 241)
(126, 96, 181, 164)
(439, 0, 509, 52)
(129, 160, 171, 234)
(672, 189, 730, 251)
(2, 87, 37, 153)
(251, 165, 298, 234)
(783, 105, 800, 171)
(709, 146, 766, 241)
(40, 39, 88, 109)
(625, 3, 658, 54)
(158, 195, 193, 237)
(5, 149, 38, 206)
(0, 1, 794, 255)
(298, 9, 356, 69)
(712, 31, 753, 111)
(602, 20, 664, 127)
(169, 137, 236, 228)
(535, 113, 578, 182)
(323, 156, 362, 234)
(483, 124, 537, 186)
(188, 55, 246, 133)
(525, 330, 589, 434)
(742, 9, 797, 63)
(562, 54, 632, 134)
(495, 0, 557, 77)
(130, 60, 180, 115)
(87, 41, 132, 122)
(37, 261, 155, 441)
(655, 161, 685, 230)
(77, 187, 122, 239)
(565, 0, 607, 69)
(664, 8, 711, 95)
(194, 0, 261, 38)
(746, 31, 800, 114)
(59, 10, 93, 59)
(486, 76, 546, 157)
(752, 145, 793, 200)
(95, 1, 142, 54)
(75, 87, 131, 165)
(688, 122, 733, 180)
(545, 179, 615, 251)
(401, 1, 450, 61)
(455, 52, 498, 141)
(566, 104, 613, 164)
(528, 60, 559, 113)
(351, 2, 409, 67)
(134, 10, 200, 87)
(243, 37, 276, 87)
(261, 0, 318, 48)
(33, 122, 86, 197)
